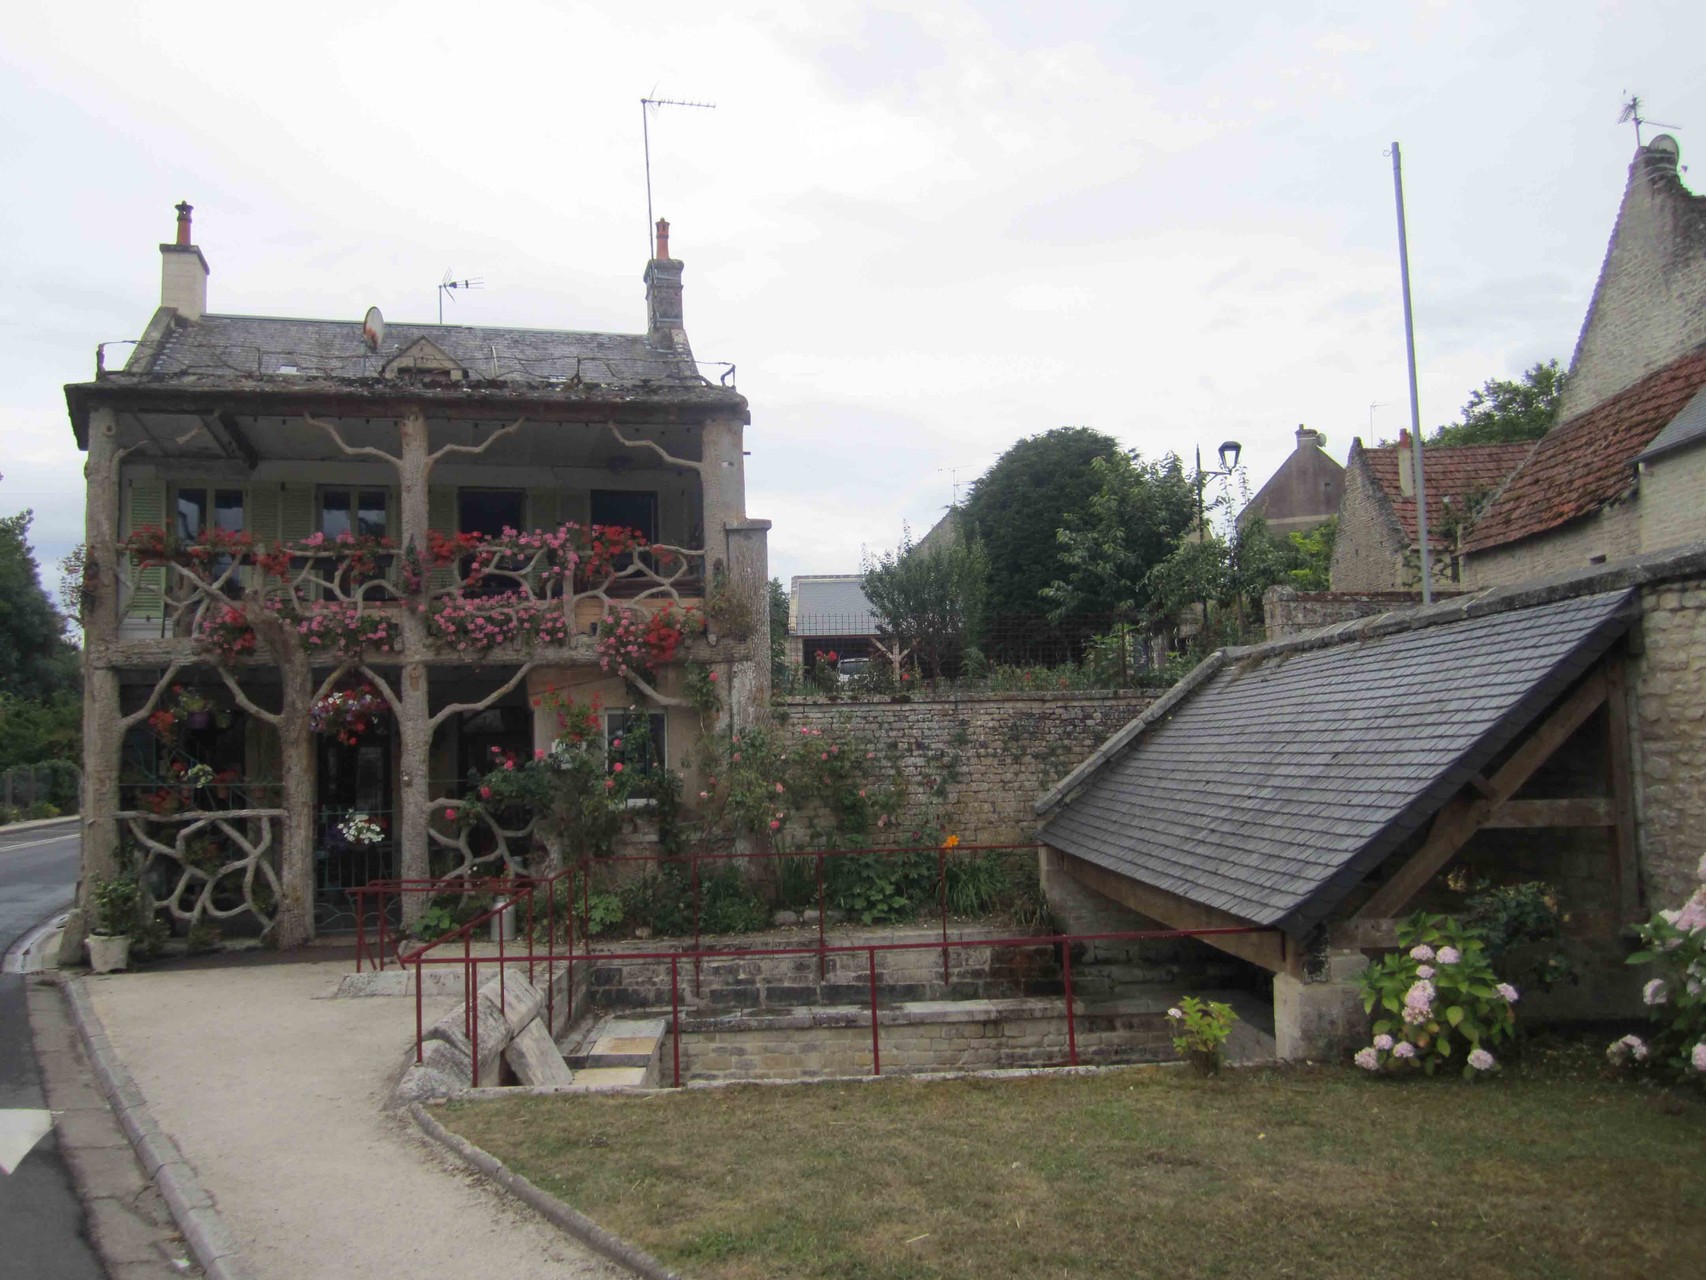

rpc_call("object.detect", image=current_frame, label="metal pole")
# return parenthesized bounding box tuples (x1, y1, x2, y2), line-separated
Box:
(1061, 940, 1078, 1067)
(414, 957, 424, 1064)
(938, 846, 950, 986)
(671, 956, 681, 1088)
(868, 948, 881, 1076)
(642, 100, 655, 259)
(1391, 141, 1433, 604)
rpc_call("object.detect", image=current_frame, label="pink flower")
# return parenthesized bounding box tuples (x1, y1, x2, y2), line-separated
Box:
(1643, 979, 1669, 1005)
(1408, 944, 1434, 962)
(1415, 964, 1435, 980)
(1467, 1048, 1495, 1072)
(443, 808, 456, 820)
(613, 762, 624, 774)
(698, 791, 709, 800)
(707, 671, 719, 682)
(1692, 1043, 1706, 1073)
(1373, 1034, 1394, 1051)
(604, 779, 615, 790)
(1354, 1047, 1379, 1071)
(1495, 983, 1520, 1003)
(534, 748, 545, 760)
(479, 786, 492, 799)
(775, 782, 784, 793)
(1436, 946, 1462, 965)
(768, 819, 780, 832)
(1392, 1042, 1417, 1060)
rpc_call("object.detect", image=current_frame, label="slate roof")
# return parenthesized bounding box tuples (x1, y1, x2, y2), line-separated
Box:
(1037, 589, 1635, 934)
(1637, 383, 1706, 463)
(1357, 440, 1533, 548)
(791, 576, 880, 635)
(1463, 345, 1706, 552)
(128, 313, 698, 384)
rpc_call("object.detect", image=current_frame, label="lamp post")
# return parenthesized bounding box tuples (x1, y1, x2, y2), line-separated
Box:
(1194, 440, 1243, 542)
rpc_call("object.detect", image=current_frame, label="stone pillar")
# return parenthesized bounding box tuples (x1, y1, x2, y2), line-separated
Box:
(1273, 951, 1370, 1060)
(726, 518, 772, 730)
(396, 409, 433, 923)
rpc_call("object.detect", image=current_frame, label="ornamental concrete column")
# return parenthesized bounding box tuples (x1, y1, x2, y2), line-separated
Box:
(1273, 951, 1370, 1060)
(396, 409, 433, 919)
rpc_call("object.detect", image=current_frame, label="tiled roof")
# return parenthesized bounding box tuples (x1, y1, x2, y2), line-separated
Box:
(791, 576, 879, 635)
(1037, 589, 1634, 934)
(131, 314, 697, 384)
(1637, 383, 1706, 464)
(1359, 440, 1533, 548)
(1463, 345, 1706, 553)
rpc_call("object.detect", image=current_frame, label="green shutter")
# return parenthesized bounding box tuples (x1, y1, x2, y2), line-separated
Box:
(428, 487, 457, 592)
(560, 490, 590, 529)
(279, 484, 316, 543)
(124, 480, 167, 621)
(245, 483, 280, 590)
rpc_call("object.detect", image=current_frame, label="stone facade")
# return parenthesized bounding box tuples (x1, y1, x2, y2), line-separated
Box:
(1262, 586, 1433, 642)
(1630, 576, 1706, 911)
(1639, 445, 1706, 553)
(1239, 426, 1344, 539)
(1465, 502, 1640, 587)
(774, 692, 1153, 845)
(1329, 444, 1411, 590)
(1561, 138, 1706, 421)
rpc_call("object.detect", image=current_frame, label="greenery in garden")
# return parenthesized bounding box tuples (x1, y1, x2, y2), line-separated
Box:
(860, 524, 990, 678)
(1608, 853, 1706, 1083)
(0, 507, 82, 803)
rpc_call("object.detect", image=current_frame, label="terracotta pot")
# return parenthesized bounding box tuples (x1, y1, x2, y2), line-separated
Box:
(86, 934, 131, 974)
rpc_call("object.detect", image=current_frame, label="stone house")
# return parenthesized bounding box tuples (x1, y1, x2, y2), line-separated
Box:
(1328, 434, 1531, 590)
(1236, 425, 1343, 539)
(62, 204, 770, 949)
(787, 575, 880, 670)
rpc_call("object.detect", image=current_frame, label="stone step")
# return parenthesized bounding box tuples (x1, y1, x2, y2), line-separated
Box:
(562, 1015, 666, 1084)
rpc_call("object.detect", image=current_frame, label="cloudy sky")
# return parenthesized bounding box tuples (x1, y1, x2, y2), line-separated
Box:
(2, 1, 1702, 594)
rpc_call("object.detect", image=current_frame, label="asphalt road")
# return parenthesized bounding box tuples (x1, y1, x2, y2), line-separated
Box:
(0, 819, 105, 1279)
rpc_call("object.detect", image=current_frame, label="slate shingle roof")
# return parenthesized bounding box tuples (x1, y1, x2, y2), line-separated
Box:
(1038, 589, 1635, 934)
(131, 313, 697, 384)
(1463, 345, 1706, 553)
(791, 576, 879, 635)
(1637, 382, 1706, 463)
(1360, 441, 1534, 548)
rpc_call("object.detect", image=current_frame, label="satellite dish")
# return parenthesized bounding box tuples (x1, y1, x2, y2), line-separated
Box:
(362, 306, 385, 353)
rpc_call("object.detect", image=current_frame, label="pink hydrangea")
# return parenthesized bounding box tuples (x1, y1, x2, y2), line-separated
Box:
(1373, 1034, 1394, 1051)
(1436, 946, 1462, 965)
(1392, 1041, 1417, 1059)
(1415, 964, 1436, 980)
(1409, 944, 1434, 962)
(1401, 979, 1436, 1025)
(1467, 1048, 1495, 1072)
(1496, 983, 1520, 1003)
(1643, 978, 1669, 1006)
(1607, 1034, 1648, 1064)
(1354, 1047, 1380, 1071)
(1693, 1043, 1706, 1074)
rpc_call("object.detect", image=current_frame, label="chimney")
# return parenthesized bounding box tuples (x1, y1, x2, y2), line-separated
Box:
(644, 217, 683, 337)
(1295, 423, 1323, 451)
(1641, 133, 1681, 181)
(1396, 428, 1414, 497)
(160, 200, 209, 321)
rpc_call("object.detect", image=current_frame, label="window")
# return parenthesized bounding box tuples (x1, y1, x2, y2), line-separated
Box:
(173, 485, 245, 593)
(605, 711, 666, 776)
(317, 488, 393, 593)
(458, 489, 527, 596)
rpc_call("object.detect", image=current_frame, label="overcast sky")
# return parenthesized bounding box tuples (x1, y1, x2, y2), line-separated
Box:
(3, 1, 1702, 597)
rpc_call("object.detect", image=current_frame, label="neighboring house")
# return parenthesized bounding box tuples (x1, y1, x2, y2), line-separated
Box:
(1237, 425, 1344, 539)
(1461, 344, 1706, 584)
(1036, 543, 1706, 1058)
(788, 575, 879, 669)
(1556, 135, 1706, 421)
(63, 205, 769, 949)
(1329, 434, 1531, 590)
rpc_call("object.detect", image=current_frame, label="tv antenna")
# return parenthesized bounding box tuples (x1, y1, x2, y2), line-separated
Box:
(641, 94, 716, 256)
(1619, 95, 1680, 147)
(1369, 401, 1391, 435)
(437, 270, 482, 324)
(938, 465, 976, 506)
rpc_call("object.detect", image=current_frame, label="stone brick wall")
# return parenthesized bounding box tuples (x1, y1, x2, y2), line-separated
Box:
(678, 998, 1175, 1081)
(1262, 586, 1431, 641)
(1329, 450, 1408, 590)
(773, 692, 1153, 844)
(1464, 503, 1640, 587)
(1560, 145, 1706, 422)
(1639, 447, 1706, 553)
(1631, 578, 1706, 910)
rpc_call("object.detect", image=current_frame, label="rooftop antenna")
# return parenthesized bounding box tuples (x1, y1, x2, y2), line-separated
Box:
(437, 270, 483, 324)
(937, 465, 975, 506)
(1619, 95, 1680, 147)
(1369, 401, 1391, 436)
(641, 94, 716, 256)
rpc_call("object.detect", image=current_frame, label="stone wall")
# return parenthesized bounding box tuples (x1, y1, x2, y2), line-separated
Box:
(1640, 446, 1706, 553)
(772, 692, 1152, 845)
(1329, 450, 1408, 590)
(1465, 502, 1641, 588)
(1631, 577, 1706, 910)
(678, 998, 1176, 1081)
(1262, 586, 1431, 642)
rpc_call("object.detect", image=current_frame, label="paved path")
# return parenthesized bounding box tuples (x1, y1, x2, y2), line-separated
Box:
(89, 959, 628, 1279)
(0, 819, 105, 1279)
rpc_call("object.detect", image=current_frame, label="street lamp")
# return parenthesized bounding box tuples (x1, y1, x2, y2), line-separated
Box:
(1194, 440, 1243, 540)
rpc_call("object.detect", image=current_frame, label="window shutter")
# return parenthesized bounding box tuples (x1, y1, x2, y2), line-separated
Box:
(124, 479, 167, 621)
(279, 484, 316, 543)
(245, 483, 281, 590)
(428, 487, 457, 592)
(527, 488, 557, 532)
(559, 490, 590, 528)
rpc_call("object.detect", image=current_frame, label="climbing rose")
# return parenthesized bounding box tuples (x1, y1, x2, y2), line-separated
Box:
(613, 762, 624, 774)
(1436, 946, 1462, 965)
(443, 808, 455, 820)
(1354, 1048, 1379, 1071)
(768, 819, 780, 832)
(1643, 978, 1669, 1006)
(1409, 945, 1435, 962)
(1373, 1034, 1394, 1051)
(1496, 982, 1520, 1003)
(1467, 1048, 1495, 1072)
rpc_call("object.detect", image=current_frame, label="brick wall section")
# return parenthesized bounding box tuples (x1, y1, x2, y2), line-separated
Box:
(1329, 448, 1409, 590)
(1465, 503, 1640, 587)
(679, 999, 1176, 1081)
(1631, 579, 1706, 910)
(1262, 586, 1432, 641)
(1640, 447, 1706, 553)
(773, 692, 1153, 844)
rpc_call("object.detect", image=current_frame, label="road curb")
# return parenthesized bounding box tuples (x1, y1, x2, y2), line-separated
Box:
(408, 1101, 682, 1280)
(53, 972, 256, 1280)
(0, 815, 81, 836)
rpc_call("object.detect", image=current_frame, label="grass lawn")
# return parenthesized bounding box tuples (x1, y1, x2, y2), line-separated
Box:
(441, 1041, 1706, 1280)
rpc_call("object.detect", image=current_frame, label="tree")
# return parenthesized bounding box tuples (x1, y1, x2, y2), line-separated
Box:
(768, 577, 790, 685)
(1041, 450, 1196, 620)
(1279, 516, 1336, 591)
(0, 509, 78, 701)
(1430, 360, 1566, 446)
(1144, 514, 1288, 649)
(861, 526, 990, 679)
(961, 427, 1123, 623)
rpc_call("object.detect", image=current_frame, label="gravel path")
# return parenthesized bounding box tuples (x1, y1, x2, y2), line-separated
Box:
(88, 960, 629, 1279)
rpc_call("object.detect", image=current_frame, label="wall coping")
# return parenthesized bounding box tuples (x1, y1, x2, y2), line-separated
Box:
(775, 690, 1154, 709)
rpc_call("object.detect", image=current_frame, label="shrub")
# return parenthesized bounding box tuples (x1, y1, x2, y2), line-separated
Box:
(90, 874, 141, 937)
(699, 866, 770, 935)
(1354, 913, 1518, 1080)
(828, 849, 934, 925)
(1612, 853, 1706, 1083)
(1167, 996, 1238, 1071)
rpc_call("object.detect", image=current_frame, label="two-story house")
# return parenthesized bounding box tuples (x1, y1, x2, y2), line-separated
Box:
(63, 205, 769, 950)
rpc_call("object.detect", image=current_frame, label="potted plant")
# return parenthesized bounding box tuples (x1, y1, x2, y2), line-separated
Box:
(1166, 996, 1239, 1076)
(86, 873, 141, 974)
(175, 687, 214, 729)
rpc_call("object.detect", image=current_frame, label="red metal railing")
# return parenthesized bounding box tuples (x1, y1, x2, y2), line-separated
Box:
(397, 892, 1274, 1087)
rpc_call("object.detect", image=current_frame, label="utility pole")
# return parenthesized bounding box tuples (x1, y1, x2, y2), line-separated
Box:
(1391, 142, 1432, 604)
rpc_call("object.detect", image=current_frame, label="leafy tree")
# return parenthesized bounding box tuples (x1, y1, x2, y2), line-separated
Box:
(768, 577, 790, 685)
(961, 427, 1123, 623)
(1041, 450, 1196, 621)
(861, 526, 990, 678)
(0, 509, 78, 701)
(1430, 360, 1565, 446)
(1145, 514, 1288, 648)
(1279, 516, 1336, 591)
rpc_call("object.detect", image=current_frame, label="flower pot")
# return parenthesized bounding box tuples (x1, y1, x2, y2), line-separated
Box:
(86, 933, 131, 974)
(1186, 1048, 1222, 1077)
(185, 710, 212, 730)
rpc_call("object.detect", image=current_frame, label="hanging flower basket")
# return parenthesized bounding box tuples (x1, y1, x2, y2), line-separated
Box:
(308, 684, 388, 746)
